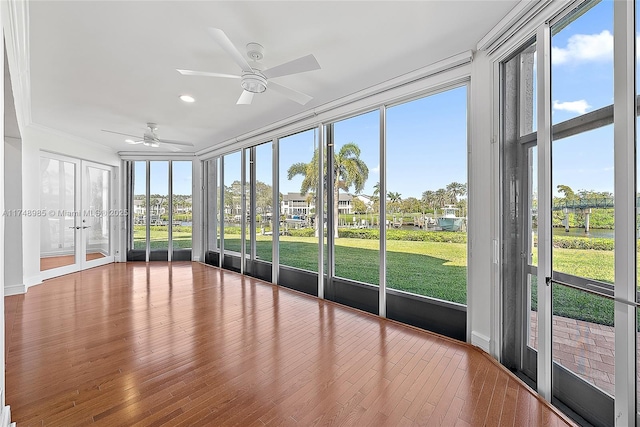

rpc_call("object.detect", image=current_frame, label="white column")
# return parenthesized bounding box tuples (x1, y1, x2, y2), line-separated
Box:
(613, 0, 636, 424)
(536, 23, 553, 402)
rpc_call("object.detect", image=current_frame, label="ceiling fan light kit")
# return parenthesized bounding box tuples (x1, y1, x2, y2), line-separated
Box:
(102, 122, 194, 150)
(241, 71, 267, 93)
(177, 27, 321, 105)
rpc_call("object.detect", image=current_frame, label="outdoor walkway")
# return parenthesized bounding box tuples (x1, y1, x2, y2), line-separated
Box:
(529, 311, 636, 399)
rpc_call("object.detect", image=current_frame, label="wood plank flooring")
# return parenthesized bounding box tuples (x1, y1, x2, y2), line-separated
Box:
(5, 262, 575, 426)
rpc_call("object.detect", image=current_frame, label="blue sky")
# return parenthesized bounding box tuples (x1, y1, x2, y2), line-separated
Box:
(134, 160, 192, 196)
(137, 0, 621, 201)
(550, 0, 614, 196)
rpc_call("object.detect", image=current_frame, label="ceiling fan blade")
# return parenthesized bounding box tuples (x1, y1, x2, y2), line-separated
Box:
(263, 54, 321, 79)
(177, 69, 240, 79)
(236, 90, 254, 105)
(268, 81, 313, 105)
(208, 28, 253, 73)
(157, 139, 194, 147)
(101, 129, 141, 139)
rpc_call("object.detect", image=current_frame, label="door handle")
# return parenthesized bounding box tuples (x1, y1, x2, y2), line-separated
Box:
(82, 226, 90, 229)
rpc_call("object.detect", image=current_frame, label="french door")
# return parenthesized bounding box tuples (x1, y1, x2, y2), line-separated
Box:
(40, 154, 115, 280)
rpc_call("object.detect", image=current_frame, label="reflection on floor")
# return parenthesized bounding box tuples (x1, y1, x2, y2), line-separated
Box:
(40, 252, 106, 271)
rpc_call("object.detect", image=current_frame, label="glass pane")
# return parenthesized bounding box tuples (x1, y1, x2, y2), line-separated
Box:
(172, 161, 192, 254)
(133, 161, 147, 250)
(528, 274, 538, 349)
(386, 86, 468, 303)
(205, 159, 217, 253)
(149, 161, 169, 252)
(551, 125, 614, 283)
(223, 152, 241, 254)
(552, 283, 615, 397)
(85, 166, 110, 261)
(551, 1, 613, 124)
(255, 142, 273, 263)
(40, 158, 76, 270)
(280, 129, 318, 272)
(333, 111, 379, 285)
(520, 42, 537, 136)
(244, 149, 251, 258)
(529, 146, 538, 267)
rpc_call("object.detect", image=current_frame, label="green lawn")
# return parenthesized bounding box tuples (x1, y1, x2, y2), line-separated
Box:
(133, 226, 192, 250)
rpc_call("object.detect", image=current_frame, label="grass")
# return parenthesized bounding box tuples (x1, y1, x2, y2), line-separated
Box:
(134, 225, 631, 326)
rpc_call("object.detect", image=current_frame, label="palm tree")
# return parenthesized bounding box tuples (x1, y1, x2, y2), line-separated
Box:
(288, 142, 369, 237)
(446, 182, 467, 203)
(387, 191, 402, 213)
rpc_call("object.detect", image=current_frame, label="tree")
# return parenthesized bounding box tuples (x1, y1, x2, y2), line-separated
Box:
(557, 184, 576, 201)
(387, 191, 402, 213)
(446, 182, 467, 203)
(288, 142, 369, 237)
(401, 197, 421, 214)
(352, 197, 367, 214)
(434, 188, 448, 208)
(421, 190, 436, 211)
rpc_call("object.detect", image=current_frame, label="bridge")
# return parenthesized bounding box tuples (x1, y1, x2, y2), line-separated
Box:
(552, 197, 614, 211)
(533, 197, 615, 232)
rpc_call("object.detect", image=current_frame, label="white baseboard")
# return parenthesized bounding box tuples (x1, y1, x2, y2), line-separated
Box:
(471, 331, 491, 354)
(24, 275, 42, 289)
(4, 284, 25, 296)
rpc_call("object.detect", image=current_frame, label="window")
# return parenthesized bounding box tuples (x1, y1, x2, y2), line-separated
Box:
(223, 151, 242, 254)
(279, 129, 319, 272)
(254, 142, 273, 263)
(386, 87, 468, 303)
(332, 111, 379, 285)
(550, 0, 615, 397)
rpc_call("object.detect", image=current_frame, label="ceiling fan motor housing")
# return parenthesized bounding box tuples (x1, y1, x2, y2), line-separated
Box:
(241, 71, 267, 93)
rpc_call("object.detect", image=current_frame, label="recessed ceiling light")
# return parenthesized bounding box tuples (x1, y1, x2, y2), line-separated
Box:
(180, 95, 195, 103)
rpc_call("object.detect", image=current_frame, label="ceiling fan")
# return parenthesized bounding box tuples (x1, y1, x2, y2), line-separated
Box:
(177, 28, 321, 105)
(101, 123, 194, 151)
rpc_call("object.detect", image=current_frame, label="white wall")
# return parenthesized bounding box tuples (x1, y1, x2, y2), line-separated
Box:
(4, 137, 22, 296)
(21, 125, 120, 289)
(467, 50, 497, 355)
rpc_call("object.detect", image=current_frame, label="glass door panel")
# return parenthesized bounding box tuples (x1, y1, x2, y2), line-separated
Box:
(40, 157, 78, 273)
(84, 165, 110, 263)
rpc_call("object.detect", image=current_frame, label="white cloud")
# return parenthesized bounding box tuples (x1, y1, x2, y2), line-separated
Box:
(552, 99, 591, 115)
(371, 164, 380, 174)
(552, 30, 613, 65)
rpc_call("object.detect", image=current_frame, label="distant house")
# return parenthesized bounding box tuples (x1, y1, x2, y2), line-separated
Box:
(280, 192, 354, 217)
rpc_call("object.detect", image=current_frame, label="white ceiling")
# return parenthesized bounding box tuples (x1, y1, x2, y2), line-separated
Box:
(25, 1, 518, 154)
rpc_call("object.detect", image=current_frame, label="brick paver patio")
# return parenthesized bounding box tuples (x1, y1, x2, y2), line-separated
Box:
(528, 311, 632, 398)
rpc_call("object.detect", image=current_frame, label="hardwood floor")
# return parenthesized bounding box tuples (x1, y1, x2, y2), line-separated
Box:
(5, 262, 575, 426)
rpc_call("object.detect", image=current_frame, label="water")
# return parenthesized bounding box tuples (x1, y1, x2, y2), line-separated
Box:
(549, 227, 614, 239)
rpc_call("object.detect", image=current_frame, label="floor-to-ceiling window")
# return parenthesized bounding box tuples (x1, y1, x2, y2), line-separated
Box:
(279, 129, 319, 275)
(331, 111, 378, 287)
(254, 142, 273, 264)
(127, 159, 193, 262)
(172, 161, 193, 261)
(386, 87, 468, 304)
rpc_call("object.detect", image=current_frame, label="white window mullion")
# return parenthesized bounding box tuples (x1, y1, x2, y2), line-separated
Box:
(613, 0, 636, 424)
(536, 23, 553, 402)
